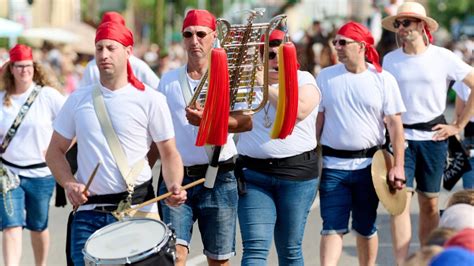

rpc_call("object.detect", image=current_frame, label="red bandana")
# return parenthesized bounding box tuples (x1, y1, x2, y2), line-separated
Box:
(100, 11, 126, 26)
(95, 22, 144, 90)
(9, 44, 33, 62)
(337, 21, 382, 73)
(182, 9, 216, 32)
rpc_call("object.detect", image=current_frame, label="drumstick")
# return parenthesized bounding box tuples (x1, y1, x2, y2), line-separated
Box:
(72, 162, 101, 213)
(123, 177, 205, 215)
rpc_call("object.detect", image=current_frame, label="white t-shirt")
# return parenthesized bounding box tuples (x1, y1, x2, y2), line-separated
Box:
(79, 55, 160, 89)
(317, 63, 406, 170)
(158, 66, 237, 166)
(0, 84, 65, 177)
(53, 83, 174, 211)
(453, 81, 474, 123)
(237, 70, 320, 159)
(383, 45, 472, 140)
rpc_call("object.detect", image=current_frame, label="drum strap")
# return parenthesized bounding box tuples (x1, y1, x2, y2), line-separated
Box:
(92, 87, 145, 195)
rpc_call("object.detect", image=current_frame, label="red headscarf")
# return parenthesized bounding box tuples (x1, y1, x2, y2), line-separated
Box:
(259, 29, 286, 54)
(182, 9, 216, 32)
(100, 11, 126, 26)
(95, 22, 144, 90)
(337, 21, 382, 73)
(9, 44, 33, 62)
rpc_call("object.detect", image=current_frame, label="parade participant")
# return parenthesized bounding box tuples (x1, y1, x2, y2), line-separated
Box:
(79, 11, 160, 89)
(0, 44, 66, 266)
(157, 9, 251, 266)
(235, 28, 321, 265)
(45, 21, 186, 265)
(316, 21, 406, 266)
(381, 2, 474, 264)
(453, 81, 474, 189)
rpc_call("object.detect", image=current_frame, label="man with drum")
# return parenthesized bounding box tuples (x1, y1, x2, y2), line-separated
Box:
(157, 9, 251, 266)
(316, 21, 406, 266)
(46, 21, 186, 265)
(381, 2, 474, 264)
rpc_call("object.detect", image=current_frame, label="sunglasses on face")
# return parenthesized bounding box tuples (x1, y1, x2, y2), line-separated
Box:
(332, 39, 357, 46)
(393, 19, 420, 29)
(182, 31, 211, 39)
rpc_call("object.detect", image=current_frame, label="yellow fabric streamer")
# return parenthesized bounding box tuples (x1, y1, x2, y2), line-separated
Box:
(270, 45, 286, 139)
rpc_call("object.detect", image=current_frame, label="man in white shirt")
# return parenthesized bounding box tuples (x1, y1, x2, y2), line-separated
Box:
(46, 21, 186, 265)
(317, 21, 406, 266)
(157, 9, 251, 266)
(79, 12, 160, 89)
(381, 2, 474, 264)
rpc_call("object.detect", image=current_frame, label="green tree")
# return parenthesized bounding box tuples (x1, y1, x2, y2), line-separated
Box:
(428, 0, 474, 30)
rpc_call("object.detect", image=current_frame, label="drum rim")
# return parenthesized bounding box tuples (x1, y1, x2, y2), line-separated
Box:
(83, 217, 172, 264)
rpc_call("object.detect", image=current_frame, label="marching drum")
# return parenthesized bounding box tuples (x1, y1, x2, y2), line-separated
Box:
(83, 218, 176, 265)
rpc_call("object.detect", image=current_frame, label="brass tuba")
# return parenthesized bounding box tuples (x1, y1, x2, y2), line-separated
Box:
(188, 9, 287, 114)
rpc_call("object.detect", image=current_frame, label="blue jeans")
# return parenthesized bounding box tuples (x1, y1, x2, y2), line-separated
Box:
(0, 175, 55, 231)
(405, 140, 448, 196)
(319, 166, 379, 237)
(238, 169, 318, 266)
(159, 171, 238, 260)
(462, 138, 474, 189)
(70, 211, 117, 266)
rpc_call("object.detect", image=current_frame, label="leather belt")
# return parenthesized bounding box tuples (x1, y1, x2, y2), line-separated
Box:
(93, 205, 118, 213)
(184, 158, 235, 178)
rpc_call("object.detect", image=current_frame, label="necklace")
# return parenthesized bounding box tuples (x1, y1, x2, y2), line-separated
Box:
(263, 102, 272, 128)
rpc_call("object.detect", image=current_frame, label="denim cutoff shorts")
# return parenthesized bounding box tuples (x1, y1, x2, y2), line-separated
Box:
(404, 140, 448, 197)
(159, 171, 238, 260)
(319, 166, 379, 237)
(0, 175, 55, 231)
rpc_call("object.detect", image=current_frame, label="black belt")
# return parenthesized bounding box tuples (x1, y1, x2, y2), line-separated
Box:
(93, 205, 119, 213)
(85, 179, 154, 206)
(1, 158, 47, 169)
(184, 158, 235, 178)
(322, 145, 380, 158)
(240, 149, 316, 168)
(403, 114, 446, 131)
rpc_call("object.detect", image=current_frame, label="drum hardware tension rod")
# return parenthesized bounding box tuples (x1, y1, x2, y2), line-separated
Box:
(116, 177, 206, 217)
(72, 162, 101, 213)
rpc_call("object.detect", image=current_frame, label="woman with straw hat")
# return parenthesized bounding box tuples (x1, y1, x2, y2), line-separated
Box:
(381, 1, 474, 265)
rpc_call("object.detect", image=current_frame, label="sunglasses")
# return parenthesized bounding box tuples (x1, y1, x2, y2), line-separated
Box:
(332, 39, 357, 46)
(393, 19, 420, 29)
(182, 31, 212, 39)
(268, 51, 277, 60)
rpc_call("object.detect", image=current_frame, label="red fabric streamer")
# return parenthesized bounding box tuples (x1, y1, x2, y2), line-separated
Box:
(9, 44, 33, 62)
(182, 9, 216, 32)
(95, 22, 145, 90)
(195, 48, 229, 146)
(423, 25, 433, 44)
(278, 42, 299, 139)
(337, 21, 382, 73)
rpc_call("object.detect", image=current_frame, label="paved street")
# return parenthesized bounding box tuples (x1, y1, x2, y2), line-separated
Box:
(1, 105, 465, 265)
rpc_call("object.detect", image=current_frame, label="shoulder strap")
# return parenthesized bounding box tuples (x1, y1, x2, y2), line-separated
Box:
(92, 87, 145, 192)
(1, 85, 42, 154)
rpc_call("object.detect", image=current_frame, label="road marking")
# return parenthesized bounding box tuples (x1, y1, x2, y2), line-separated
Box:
(187, 254, 207, 266)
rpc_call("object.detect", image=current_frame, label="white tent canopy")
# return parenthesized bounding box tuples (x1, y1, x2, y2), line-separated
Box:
(0, 17, 24, 47)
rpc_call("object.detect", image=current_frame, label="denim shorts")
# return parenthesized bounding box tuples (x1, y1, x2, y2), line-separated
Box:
(0, 175, 55, 231)
(319, 166, 379, 238)
(405, 140, 448, 196)
(159, 171, 238, 260)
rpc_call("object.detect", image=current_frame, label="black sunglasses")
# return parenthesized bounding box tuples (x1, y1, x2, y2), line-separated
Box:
(332, 39, 357, 46)
(393, 19, 420, 29)
(182, 31, 211, 39)
(269, 51, 277, 60)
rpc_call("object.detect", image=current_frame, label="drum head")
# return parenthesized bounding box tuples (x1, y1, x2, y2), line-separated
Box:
(84, 218, 167, 261)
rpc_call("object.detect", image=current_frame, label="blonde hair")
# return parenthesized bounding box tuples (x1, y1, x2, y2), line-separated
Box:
(424, 227, 457, 246)
(447, 189, 474, 207)
(1, 61, 58, 107)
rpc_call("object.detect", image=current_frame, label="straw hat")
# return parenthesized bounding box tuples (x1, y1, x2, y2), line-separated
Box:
(371, 150, 407, 215)
(382, 1, 439, 32)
